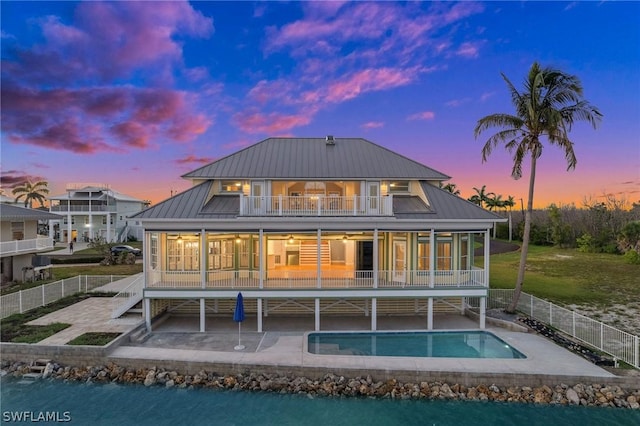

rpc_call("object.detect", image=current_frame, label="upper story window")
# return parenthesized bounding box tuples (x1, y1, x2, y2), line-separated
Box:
(221, 180, 243, 192)
(388, 181, 410, 193)
(11, 222, 24, 240)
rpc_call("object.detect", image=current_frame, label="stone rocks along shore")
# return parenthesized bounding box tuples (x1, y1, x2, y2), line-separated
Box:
(2, 361, 639, 409)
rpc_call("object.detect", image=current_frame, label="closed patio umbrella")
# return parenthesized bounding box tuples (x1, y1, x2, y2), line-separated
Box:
(233, 292, 245, 350)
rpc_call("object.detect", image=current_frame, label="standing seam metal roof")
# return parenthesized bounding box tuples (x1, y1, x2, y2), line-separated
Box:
(182, 137, 450, 180)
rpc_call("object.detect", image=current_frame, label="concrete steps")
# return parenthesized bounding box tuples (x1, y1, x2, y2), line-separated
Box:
(17, 359, 51, 384)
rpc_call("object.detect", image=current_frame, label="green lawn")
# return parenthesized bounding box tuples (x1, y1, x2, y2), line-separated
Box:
(485, 244, 639, 306)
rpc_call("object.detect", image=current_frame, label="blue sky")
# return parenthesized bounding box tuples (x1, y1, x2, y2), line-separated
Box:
(1, 1, 639, 207)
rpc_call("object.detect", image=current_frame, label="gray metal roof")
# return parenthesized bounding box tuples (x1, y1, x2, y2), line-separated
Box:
(183, 137, 450, 180)
(417, 183, 504, 221)
(49, 187, 143, 202)
(132, 181, 212, 219)
(1, 204, 61, 221)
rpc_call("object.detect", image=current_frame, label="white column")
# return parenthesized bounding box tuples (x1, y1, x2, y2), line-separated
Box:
(484, 228, 490, 287)
(316, 229, 321, 289)
(429, 229, 435, 288)
(371, 298, 377, 331)
(480, 297, 486, 329)
(67, 214, 72, 243)
(427, 298, 433, 330)
(315, 298, 320, 331)
(89, 214, 93, 240)
(373, 229, 378, 288)
(200, 298, 205, 332)
(257, 298, 263, 332)
(106, 214, 111, 242)
(200, 230, 206, 289)
(145, 298, 152, 332)
(259, 229, 264, 289)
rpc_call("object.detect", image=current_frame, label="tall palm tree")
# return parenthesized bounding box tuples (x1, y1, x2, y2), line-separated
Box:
(474, 62, 601, 313)
(504, 195, 516, 242)
(11, 180, 50, 208)
(468, 185, 493, 208)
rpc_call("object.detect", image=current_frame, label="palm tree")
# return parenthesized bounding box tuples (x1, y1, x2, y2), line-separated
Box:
(474, 62, 601, 313)
(468, 185, 493, 208)
(439, 182, 461, 196)
(11, 180, 50, 208)
(504, 195, 516, 242)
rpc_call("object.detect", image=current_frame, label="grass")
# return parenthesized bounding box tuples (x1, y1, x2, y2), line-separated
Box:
(0, 293, 113, 342)
(485, 243, 639, 307)
(67, 332, 121, 346)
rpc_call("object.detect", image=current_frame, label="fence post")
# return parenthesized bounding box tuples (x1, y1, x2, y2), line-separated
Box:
(600, 322, 604, 351)
(549, 301, 553, 325)
(62, 279, 65, 298)
(635, 335, 639, 369)
(530, 294, 533, 317)
(572, 311, 576, 337)
(19, 290, 23, 313)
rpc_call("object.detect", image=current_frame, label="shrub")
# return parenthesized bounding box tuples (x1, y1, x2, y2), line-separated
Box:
(623, 250, 640, 265)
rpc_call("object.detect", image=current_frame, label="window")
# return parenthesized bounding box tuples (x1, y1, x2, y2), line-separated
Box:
(208, 239, 234, 270)
(238, 238, 250, 268)
(388, 181, 410, 193)
(102, 216, 114, 225)
(150, 234, 158, 269)
(436, 240, 452, 270)
(167, 237, 199, 271)
(417, 238, 430, 270)
(460, 237, 469, 270)
(11, 222, 24, 240)
(221, 180, 243, 192)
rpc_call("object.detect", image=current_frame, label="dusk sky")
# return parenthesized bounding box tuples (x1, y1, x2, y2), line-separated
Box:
(1, 1, 639, 208)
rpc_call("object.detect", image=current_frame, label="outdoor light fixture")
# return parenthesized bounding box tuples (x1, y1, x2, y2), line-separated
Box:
(288, 235, 294, 244)
(235, 235, 241, 243)
(342, 235, 348, 243)
(177, 234, 182, 241)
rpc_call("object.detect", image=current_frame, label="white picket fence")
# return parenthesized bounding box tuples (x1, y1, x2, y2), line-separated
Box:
(1, 275, 127, 319)
(470, 289, 640, 369)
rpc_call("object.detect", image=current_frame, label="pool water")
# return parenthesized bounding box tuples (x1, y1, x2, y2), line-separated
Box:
(307, 330, 526, 358)
(1, 379, 636, 426)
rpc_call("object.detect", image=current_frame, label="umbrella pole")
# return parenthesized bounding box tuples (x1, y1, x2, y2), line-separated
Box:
(234, 322, 245, 351)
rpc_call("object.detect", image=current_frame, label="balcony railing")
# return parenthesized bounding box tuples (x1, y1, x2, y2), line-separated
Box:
(0, 237, 53, 257)
(145, 269, 486, 290)
(49, 205, 116, 212)
(239, 195, 394, 216)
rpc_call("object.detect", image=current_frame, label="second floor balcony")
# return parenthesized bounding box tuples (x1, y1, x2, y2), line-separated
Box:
(239, 194, 394, 217)
(0, 236, 54, 257)
(50, 205, 117, 213)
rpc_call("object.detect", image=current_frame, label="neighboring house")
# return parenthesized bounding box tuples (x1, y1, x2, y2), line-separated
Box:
(48, 183, 148, 243)
(131, 137, 504, 332)
(0, 204, 59, 284)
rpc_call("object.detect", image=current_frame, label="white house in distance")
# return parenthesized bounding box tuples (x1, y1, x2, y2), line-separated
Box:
(130, 137, 503, 332)
(48, 183, 148, 243)
(0, 204, 59, 284)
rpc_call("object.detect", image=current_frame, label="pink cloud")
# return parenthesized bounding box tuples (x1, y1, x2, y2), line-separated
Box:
(361, 121, 384, 129)
(175, 155, 214, 165)
(326, 68, 415, 103)
(0, 171, 47, 187)
(407, 111, 436, 121)
(456, 41, 482, 58)
(233, 111, 311, 134)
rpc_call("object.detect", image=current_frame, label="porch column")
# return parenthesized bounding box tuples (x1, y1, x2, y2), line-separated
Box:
(89, 214, 93, 240)
(144, 298, 152, 332)
(106, 214, 111, 242)
(480, 297, 486, 329)
(484, 228, 490, 287)
(67, 213, 72, 243)
(257, 298, 263, 332)
(199, 298, 205, 332)
(315, 298, 320, 331)
(373, 229, 378, 288)
(429, 229, 435, 288)
(317, 229, 321, 289)
(371, 298, 377, 330)
(200, 230, 206, 289)
(259, 229, 264, 289)
(427, 297, 433, 330)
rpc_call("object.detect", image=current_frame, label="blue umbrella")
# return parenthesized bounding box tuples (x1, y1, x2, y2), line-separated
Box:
(233, 292, 245, 350)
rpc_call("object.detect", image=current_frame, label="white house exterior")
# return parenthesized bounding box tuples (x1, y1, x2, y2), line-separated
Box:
(0, 204, 58, 284)
(48, 183, 148, 243)
(131, 137, 504, 332)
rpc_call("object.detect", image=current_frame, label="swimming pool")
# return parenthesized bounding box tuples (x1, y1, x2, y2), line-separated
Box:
(307, 330, 526, 359)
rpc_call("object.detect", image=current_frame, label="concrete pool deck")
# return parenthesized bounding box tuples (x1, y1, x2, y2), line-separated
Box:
(111, 314, 617, 380)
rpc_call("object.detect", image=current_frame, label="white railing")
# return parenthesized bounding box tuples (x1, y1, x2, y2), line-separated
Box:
(0, 237, 54, 256)
(145, 269, 486, 290)
(111, 275, 145, 318)
(469, 289, 639, 369)
(49, 205, 116, 212)
(239, 194, 394, 216)
(0, 275, 128, 319)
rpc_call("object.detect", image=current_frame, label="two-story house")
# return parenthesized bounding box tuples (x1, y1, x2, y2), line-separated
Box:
(48, 184, 148, 243)
(131, 137, 503, 332)
(0, 204, 59, 284)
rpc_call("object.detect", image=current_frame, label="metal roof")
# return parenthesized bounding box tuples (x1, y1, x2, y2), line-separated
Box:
(183, 137, 450, 180)
(133, 181, 212, 219)
(1, 204, 61, 221)
(418, 183, 504, 221)
(49, 187, 144, 202)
